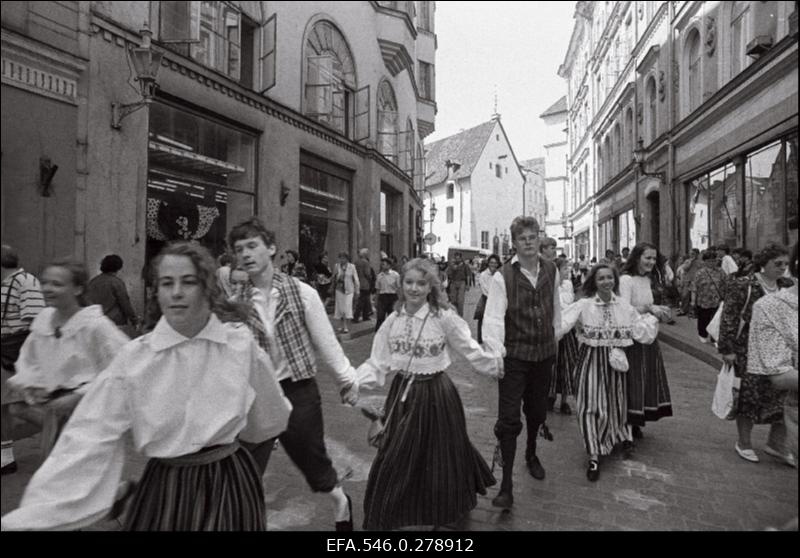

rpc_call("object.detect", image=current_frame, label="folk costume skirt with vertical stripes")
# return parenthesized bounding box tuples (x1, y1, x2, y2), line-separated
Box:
(625, 340, 673, 427)
(574, 344, 632, 456)
(550, 330, 579, 399)
(363, 371, 495, 531)
(123, 441, 266, 531)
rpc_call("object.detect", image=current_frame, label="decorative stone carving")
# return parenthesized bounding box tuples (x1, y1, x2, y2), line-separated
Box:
(658, 71, 666, 102)
(705, 16, 717, 57)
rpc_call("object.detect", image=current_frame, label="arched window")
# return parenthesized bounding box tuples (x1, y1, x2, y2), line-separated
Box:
(377, 80, 398, 163)
(730, 2, 750, 77)
(597, 145, 604, 191)
(613, 123, 622, 177)
(604, 136, 612, 184)
(686, 29, 702, 113)
(646, 76, 657, 143)
(304, 20, 358, 137)
(402, 118, 415, 175)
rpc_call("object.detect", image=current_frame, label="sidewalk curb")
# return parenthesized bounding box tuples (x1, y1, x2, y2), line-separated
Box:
(659, 330, 722, 370)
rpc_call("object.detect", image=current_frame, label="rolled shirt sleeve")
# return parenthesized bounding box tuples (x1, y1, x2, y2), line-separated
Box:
(440, 310, 499, 378)
(300, 282, 358, 389)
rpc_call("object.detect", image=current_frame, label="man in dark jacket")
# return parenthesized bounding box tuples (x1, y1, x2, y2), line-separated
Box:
(86, 255, 139, 332)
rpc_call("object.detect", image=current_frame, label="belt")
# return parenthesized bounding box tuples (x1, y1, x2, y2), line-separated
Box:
(397, 371, 443, 382)
(156, 441, 240, 467)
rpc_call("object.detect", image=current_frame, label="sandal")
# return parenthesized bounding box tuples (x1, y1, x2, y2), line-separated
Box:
(735, 442, 759, 463)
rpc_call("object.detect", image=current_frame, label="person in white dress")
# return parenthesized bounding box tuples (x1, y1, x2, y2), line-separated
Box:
(557, 264, 657, 481)
(7, 259, 129, 456)
(1, 242, 291, 531)
(356, 257, 502, 530)
(473, 254, 501, 343)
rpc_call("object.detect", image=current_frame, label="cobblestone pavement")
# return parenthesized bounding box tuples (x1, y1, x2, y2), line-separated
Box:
(2, 286, 796, 531)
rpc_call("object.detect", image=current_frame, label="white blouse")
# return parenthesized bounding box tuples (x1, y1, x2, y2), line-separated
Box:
(9, 305, 129, 394)
(619, 275, 654, 313)
(557, 295, 658, 347)
(1, 314, 292, 531)
(478, 269, 495, 297)
(356, 304, 500, 387)
(558, 278, 575, 310)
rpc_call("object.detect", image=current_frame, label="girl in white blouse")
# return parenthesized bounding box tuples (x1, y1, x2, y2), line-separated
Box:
(2, 242, 291, 531)
(557, 264, 657, 481)
(7, 259, 129, 456)
(356, 257, 501, 530)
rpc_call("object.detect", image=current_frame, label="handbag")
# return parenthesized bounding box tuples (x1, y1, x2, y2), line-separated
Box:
(711, 363, 740, 420)
(707, 284, 751, 342)
(1, 272, 31, 372)
(365, 312, 430, 450)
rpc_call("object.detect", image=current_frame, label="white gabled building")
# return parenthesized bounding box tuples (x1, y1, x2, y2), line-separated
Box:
(423, 117, 526, 259)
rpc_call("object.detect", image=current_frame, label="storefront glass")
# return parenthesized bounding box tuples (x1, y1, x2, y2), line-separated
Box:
(146, 101, 256, 267)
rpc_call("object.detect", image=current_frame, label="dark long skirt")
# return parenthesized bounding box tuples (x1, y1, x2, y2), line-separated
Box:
(625, 340, 673, 427)
(123, 441, 266, 531)
(550, 330, 579, 398)
(363, 372, 495, 531)
(574, 345, 631, 456)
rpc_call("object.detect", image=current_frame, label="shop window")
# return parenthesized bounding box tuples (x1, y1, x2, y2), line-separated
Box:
(298, 153, 353, 273)
(146, 101, 256, 268)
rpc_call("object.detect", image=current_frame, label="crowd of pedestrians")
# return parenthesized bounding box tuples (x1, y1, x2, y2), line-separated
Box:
(0, 212, 796, 531)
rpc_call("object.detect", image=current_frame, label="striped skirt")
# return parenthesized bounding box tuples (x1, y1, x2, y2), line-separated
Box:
(363, 371, 495, 531)
(123, 441, 266, 531)
(574, 345, 632, 456)
(550, 330, 580, 398)
(625, 340, 673, 427)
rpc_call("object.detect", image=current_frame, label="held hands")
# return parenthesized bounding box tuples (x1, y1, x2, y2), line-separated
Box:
(22, 387, 49, 406)
(722, 353, 737, 366)
(340, 382, 360, 406)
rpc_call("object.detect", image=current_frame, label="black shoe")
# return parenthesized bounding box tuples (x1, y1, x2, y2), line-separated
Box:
(491, 491, 513, 509)
(1, 461, 18, 475)
(527, 456, 546, 480)
(335, 494, 353, 532)
(587, 459, 600, 482)
(560, 402, 572, 415)
(622, 440, 635, 459)
(632, 426, 644, 439)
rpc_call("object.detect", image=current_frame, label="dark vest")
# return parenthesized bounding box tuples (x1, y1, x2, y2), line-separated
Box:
(502, 258, 557, 362)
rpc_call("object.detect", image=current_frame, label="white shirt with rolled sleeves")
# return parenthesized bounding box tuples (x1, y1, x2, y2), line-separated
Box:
(482, 255, 562, 358)
(248, 280, 358, 388)
(1, 315, 291, 531)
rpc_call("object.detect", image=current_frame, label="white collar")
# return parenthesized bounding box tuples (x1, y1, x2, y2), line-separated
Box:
(31, 305, 105, 337)
(400, 303, 431, 320)
(149, 313, 229, 352)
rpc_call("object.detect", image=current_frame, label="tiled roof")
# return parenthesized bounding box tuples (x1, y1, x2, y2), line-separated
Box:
(424, 120, 497, 185)
(519, 157, 545, 171)
(539, 96, 567, 118)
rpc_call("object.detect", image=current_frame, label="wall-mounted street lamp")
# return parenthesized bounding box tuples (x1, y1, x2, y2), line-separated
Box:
(111, 24, 164, 130)
(633, 138, 665, 181)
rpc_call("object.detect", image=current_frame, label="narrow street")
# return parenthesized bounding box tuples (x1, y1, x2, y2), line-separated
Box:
(2, 286, 796, 531)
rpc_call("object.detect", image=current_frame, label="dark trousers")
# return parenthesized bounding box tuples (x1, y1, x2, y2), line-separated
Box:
(494, 356, 555, 462)
(696, 305, 718, 338)
(354, 289, 373, 321)
(375, 293, 398, 331)
(242, 378, 338, 493)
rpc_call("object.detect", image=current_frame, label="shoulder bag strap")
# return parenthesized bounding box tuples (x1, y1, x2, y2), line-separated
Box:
(2, 272, 23, 325)
(736, 284, 752, 338)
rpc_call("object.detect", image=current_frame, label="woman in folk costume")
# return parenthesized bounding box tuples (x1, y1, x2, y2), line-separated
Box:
(549, 257, 579, 415)
(356, 257, 501, 530)
(557, 264, 658, 481)
(7, 259, 129, 455)
(2, 242, 291, 531)
(619, 243, 674, 449)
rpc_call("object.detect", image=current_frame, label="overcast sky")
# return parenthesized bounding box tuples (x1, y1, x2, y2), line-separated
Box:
(426, 1, 577, 161)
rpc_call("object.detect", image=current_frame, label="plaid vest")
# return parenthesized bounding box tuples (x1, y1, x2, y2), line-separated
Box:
(239, 272, 317, 382)
(502, 259, 557, 362)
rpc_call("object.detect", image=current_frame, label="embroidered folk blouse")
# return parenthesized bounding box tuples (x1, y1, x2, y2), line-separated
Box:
(1, 314, 292, 531)
(556, 295, 658, 347)
(356, 303, 500, 387)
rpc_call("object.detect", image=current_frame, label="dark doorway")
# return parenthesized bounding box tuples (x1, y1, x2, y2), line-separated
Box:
(647, 190, 660, 248)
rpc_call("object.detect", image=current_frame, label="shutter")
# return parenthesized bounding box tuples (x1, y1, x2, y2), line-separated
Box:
(305, 55, 334, 118)
(354, 85, 370, 142)
(160, 1, 201, 43)
(258, 14, 277, 93)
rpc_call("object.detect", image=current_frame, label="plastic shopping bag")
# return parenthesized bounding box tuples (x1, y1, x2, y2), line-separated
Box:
(706, 303, 724, 341)
(711, 363, 740, 420)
